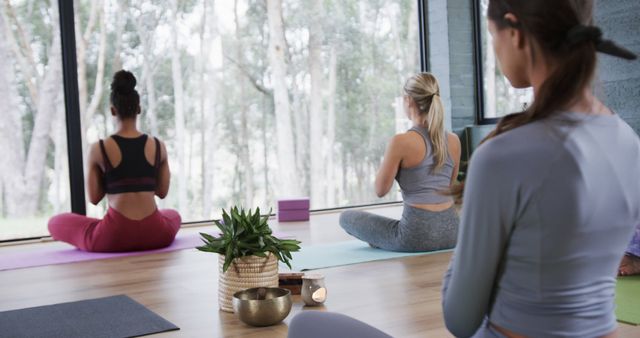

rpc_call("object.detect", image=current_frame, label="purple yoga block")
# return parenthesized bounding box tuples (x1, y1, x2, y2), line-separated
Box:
(277, 198, 310, 211)
(278, 209, 310, 222)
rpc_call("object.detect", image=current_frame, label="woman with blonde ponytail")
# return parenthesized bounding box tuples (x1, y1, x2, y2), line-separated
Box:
(339, 72, 461, 252)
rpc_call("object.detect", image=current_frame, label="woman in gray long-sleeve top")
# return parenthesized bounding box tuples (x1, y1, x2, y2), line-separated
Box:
(442, 1, 639, 337)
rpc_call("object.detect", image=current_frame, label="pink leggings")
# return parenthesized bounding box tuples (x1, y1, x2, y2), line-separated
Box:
(48, 208, 181, 252)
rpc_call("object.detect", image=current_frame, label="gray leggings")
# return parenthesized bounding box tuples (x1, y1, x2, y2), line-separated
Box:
(339, 204, 459, 252)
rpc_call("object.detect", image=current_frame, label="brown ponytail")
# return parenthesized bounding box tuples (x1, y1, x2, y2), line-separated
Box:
(452, 0, 636, 200)
(487, 0, 591, 138)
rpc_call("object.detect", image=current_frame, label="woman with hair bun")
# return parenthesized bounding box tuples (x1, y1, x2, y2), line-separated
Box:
(48, 70, 181, 252)
(339, 72, 461, 252)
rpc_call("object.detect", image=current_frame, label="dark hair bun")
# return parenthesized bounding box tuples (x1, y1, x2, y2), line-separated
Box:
(111, 70, 137, 95)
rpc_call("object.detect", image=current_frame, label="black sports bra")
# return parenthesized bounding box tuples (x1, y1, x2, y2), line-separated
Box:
(99, 134, 160, 194)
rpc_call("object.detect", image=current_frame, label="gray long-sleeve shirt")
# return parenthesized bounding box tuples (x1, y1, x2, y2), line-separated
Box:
(443, 111, 640, 337)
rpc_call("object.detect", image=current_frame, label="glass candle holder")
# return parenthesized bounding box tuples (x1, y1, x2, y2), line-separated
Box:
(301, 274, 327, 306)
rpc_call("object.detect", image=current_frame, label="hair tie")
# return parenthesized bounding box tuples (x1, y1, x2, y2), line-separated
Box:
(565, 25, 637, 60)
(565, 25, 602, 47)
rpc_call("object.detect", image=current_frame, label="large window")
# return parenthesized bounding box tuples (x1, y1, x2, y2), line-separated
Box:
(0, 0, 421, 241)
(478, 0, 532, 121)
(0, 1, 69, 241)
(77, 0, 420, 221)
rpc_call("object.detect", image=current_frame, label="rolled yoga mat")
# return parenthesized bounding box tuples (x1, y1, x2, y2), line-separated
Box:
(287, 240, 452, 271)
(616, 275, 640, 325)
(0, 295, 178, 338)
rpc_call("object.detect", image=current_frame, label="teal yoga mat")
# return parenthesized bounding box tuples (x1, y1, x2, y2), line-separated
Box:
(287, 240, 452, 271)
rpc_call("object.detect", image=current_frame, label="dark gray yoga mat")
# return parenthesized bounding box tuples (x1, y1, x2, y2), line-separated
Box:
(0, 295, 179, 338)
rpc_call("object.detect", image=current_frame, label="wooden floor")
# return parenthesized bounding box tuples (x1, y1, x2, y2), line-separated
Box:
(1, 205, 638, 338)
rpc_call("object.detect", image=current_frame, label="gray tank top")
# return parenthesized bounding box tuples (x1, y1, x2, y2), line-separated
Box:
(395, 126, 454, 204)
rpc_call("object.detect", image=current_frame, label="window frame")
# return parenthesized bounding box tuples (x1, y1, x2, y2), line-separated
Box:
(418, 0, 430, 72)
(59, 0, 87, 216)
(472, 0, 500, 125)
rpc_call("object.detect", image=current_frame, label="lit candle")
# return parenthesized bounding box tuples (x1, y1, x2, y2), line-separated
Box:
(302, 274, 327, 306)
(312, 287, 326, 302)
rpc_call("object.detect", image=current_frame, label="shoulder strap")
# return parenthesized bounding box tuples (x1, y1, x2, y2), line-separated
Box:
(409, 125, 429, 140)
(409, 126, 431, 153)
(154, 137, 162, 168)
(99, 139, 114, 171)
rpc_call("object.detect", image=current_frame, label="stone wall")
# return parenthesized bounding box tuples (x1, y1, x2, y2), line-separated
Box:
(595, 0, 640, 134)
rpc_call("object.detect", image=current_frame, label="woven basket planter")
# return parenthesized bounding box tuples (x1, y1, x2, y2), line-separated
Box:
(218, 253, 279, 312)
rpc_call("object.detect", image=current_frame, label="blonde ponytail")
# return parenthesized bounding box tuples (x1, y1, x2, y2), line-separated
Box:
(425, 94, 447, 171)
(404, 72, 447, 172)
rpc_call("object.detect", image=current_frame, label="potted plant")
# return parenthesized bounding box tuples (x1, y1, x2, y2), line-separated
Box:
(197, 207, 301, 312)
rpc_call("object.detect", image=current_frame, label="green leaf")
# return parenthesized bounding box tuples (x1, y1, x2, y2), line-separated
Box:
(213, 219, 225, 231)
(283, 260, 293, 270)
(223, 256, 233, 273)
(225, 244, 233, 260)
(200, 206, 301, 270)
(200, 232, 218, 243)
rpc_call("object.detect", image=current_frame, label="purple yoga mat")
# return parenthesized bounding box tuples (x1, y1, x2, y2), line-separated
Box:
(0, 231, 292, 271)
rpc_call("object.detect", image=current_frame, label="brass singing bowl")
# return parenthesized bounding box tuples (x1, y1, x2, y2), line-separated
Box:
(232, 287, 292, 327)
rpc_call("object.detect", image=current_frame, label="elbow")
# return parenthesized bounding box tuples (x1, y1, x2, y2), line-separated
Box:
(89, 196, 102, 205)
(88, 189, 103, 205)
(443, 315, 474, 338)
(155, 178, 170, 199)
(156, 189, 168, 199)
(445, 324, 474, 338)
(442, 304, 483, 338)
(374, 180, 389, 198)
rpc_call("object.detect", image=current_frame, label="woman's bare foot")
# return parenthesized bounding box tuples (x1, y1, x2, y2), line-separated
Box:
(619, 254, 640, 276)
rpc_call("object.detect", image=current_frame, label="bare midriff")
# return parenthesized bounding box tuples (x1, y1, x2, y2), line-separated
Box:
(409, 200, 454, 212)
(107, 191, 158, 220)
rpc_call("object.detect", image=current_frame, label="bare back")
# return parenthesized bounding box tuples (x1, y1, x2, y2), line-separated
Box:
(87, 132, 170, 220)
(375, 127, 461, 211)
(400, 130, 460, 211)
